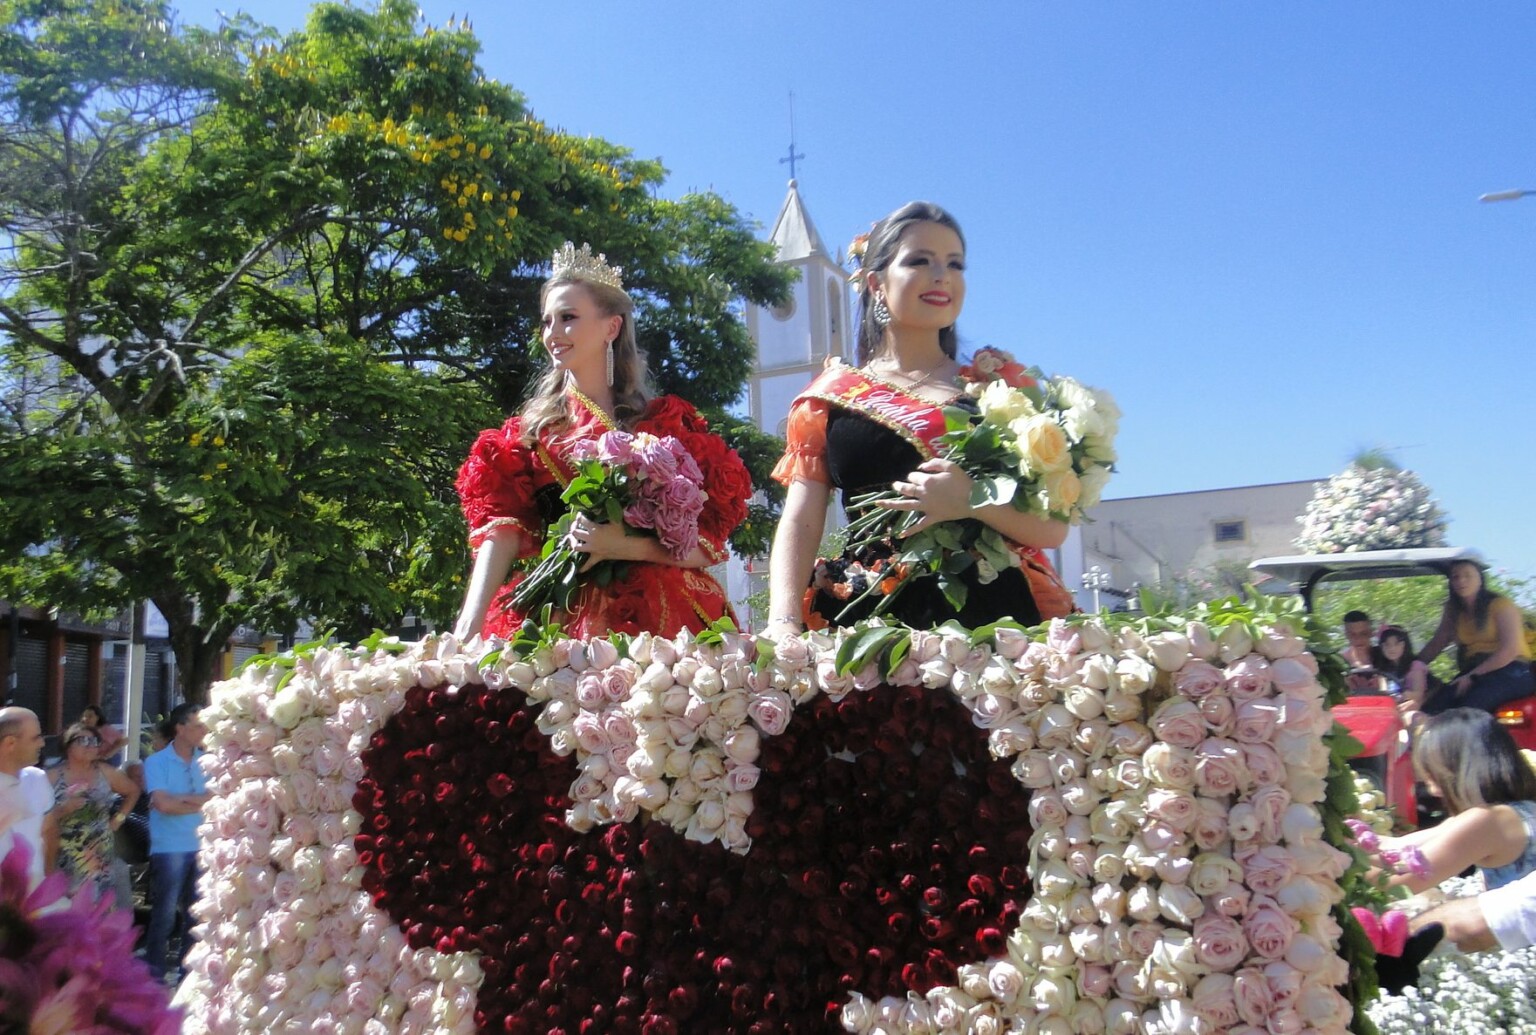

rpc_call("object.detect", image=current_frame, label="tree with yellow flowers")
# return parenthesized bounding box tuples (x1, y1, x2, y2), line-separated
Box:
(0, 0, 792, 700)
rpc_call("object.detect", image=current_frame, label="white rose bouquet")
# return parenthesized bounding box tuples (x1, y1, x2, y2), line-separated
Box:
(834, 348, 1118, 617)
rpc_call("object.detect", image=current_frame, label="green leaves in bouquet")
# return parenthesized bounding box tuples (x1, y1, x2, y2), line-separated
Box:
(833, 622, 912, 677)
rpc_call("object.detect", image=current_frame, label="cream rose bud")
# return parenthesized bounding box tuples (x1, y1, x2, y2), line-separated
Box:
(1143, 742, 1197, 790)
(1064, 683, 1108, 721)
(1144, 631, 1192, 672)
(1256, 622, 1307, 659)
(1114, 655, 1157, 694)
(1127, 882, 1161, 922)
(1108, 720, 1154, 755)
(839, 993, 876, 1035)
(985, 959, 1026, 1003)
(1091, 847, 1128, 886)
(926, 986, 977, 1032)
(1061, 779, 1099, 816)
(1278, 802, 1322, 846)
(970, 692, 1015, 729)
(1215, 622, 1255, 664)
(1159, 884, 1206, 925)
(988, 721, 1035, 759)
(1092, 882, 1128, 923)
(1076, 654, 1114, 694)
(1154, 854, 1193, 885)
(1104, 999, 1141, 1035)
(917, 657, 955, 688)
(1031, 970, 1077, 1014)
(1035, 703, 1080, 748)
(1089, 799, 1137, 842)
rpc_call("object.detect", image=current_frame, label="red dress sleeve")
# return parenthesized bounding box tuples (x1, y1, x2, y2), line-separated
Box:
(770, 396, 831, 486)
(455, 416, 543, 557)
(642, 396, 751, 562)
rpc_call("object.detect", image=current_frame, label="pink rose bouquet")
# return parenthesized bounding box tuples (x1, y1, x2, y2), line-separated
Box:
(511, 429, 707, 616)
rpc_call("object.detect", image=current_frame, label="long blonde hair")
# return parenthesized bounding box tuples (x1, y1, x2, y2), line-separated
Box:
(520, 273, 650, 444)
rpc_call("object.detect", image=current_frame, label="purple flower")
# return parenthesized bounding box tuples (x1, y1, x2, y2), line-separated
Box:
(0, 841, 181, 1034)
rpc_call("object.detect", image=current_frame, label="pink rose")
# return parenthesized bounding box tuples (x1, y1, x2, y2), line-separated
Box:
(1198, 693, 1236, 735)
(1194, 737, 1248, 797)
(1238, 844, 1297, 895)
(1046, 618, 1083, 655)
(1210, 880, 1252, 918)
(576, 673, 608, 710)
(723, 762, 760, 793)
(1175, 660, 1226, 699)
(747, 689, 793, 735)
(1277, 692, 1321, 732)
(1146, 788, 1198, 831)
(1263, 959, 1304, 1006)
(1250, 785, 1292, 842)
(1232, 699, 1281, 744)
(572, 711, 610, 753)
(1242, 897, 1299, 960)
(1191, 973, 1240, 1028)
(1233, 967, 1273, 1026)
(601, 663, 637, 701)
(1223, 656, 1271, 700)
(1268, 656, 1318, 692)
(1150, 698, 1206, 749)
(1078, 961, 1113, 998)
(1192, 915, 1250, 969)
(1240, 743, 1284, 786)
(1029, 790, 1069, 829)
(601, 710, 637, 745)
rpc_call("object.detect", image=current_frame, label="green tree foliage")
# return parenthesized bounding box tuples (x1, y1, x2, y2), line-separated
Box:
(0, 0, 790, 700)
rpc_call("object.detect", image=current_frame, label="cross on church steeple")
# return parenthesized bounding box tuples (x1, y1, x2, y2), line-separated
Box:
(779, 91, 805, 180)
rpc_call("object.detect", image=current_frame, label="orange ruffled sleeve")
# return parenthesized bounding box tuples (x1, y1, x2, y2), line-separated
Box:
(771, 396, 832, 486)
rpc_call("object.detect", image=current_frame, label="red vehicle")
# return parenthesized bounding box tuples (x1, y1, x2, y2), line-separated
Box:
(1250, 547, 1536, 827)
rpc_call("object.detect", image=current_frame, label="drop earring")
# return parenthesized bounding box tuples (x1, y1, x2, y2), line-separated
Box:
(605, 340, 615, 387)
(871, 295, 890, 328)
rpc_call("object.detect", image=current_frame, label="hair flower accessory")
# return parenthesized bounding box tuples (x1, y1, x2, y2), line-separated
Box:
(845, 231, 872, 283)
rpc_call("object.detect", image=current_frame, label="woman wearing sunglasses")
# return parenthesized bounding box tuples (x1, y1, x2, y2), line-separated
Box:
(49, 722, 139, 904)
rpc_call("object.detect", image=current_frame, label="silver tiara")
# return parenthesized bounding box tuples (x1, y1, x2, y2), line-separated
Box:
(551, 241, 624, 291)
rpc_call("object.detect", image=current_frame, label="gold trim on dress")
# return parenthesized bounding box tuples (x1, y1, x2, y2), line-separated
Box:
(566, 387, 619, 431)
(471, 516, 535, 545)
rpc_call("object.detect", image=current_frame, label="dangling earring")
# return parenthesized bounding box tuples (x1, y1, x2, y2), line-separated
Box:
(605, 340, 615, 387)
(871, 295, 891, 329)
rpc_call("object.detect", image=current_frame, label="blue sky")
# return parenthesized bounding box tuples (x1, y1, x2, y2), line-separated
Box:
(174, 1, 1536, 577)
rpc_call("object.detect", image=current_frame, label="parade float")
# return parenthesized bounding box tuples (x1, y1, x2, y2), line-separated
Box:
(171, 597, 1396, 1035)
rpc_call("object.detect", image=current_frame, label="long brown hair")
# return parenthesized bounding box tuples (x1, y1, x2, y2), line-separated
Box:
(1412, 707, 1536, 815)
(853, 201, 967, 365)
(1444, 559, 1499, 634)
(520, 274, 650, 444)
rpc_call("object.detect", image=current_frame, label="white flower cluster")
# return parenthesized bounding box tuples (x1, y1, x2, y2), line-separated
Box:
(506, 631, 785, 851)
(1295, 463, 1447, 554)
(182, 617, 1357, 1034)
(839, 618, 1353, 1035)
(177, 638, 484, 1035)
(1367, 934, 1536, 1034)
(969, 371, 1120, 518)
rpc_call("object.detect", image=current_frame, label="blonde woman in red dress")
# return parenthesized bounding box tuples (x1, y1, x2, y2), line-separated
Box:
(453, 244, 752, 640)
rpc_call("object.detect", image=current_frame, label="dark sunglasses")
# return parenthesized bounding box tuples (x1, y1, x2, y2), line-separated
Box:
(69, 735, 101, 748)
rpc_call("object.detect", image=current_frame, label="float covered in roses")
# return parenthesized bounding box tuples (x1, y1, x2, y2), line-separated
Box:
(176, 599, 1373, 1035)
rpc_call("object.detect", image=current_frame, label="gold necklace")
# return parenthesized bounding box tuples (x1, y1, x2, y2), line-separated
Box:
(875, 358, 955, 393)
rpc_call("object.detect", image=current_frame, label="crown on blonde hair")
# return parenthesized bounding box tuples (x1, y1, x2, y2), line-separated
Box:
(551, 241, 624, 291)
